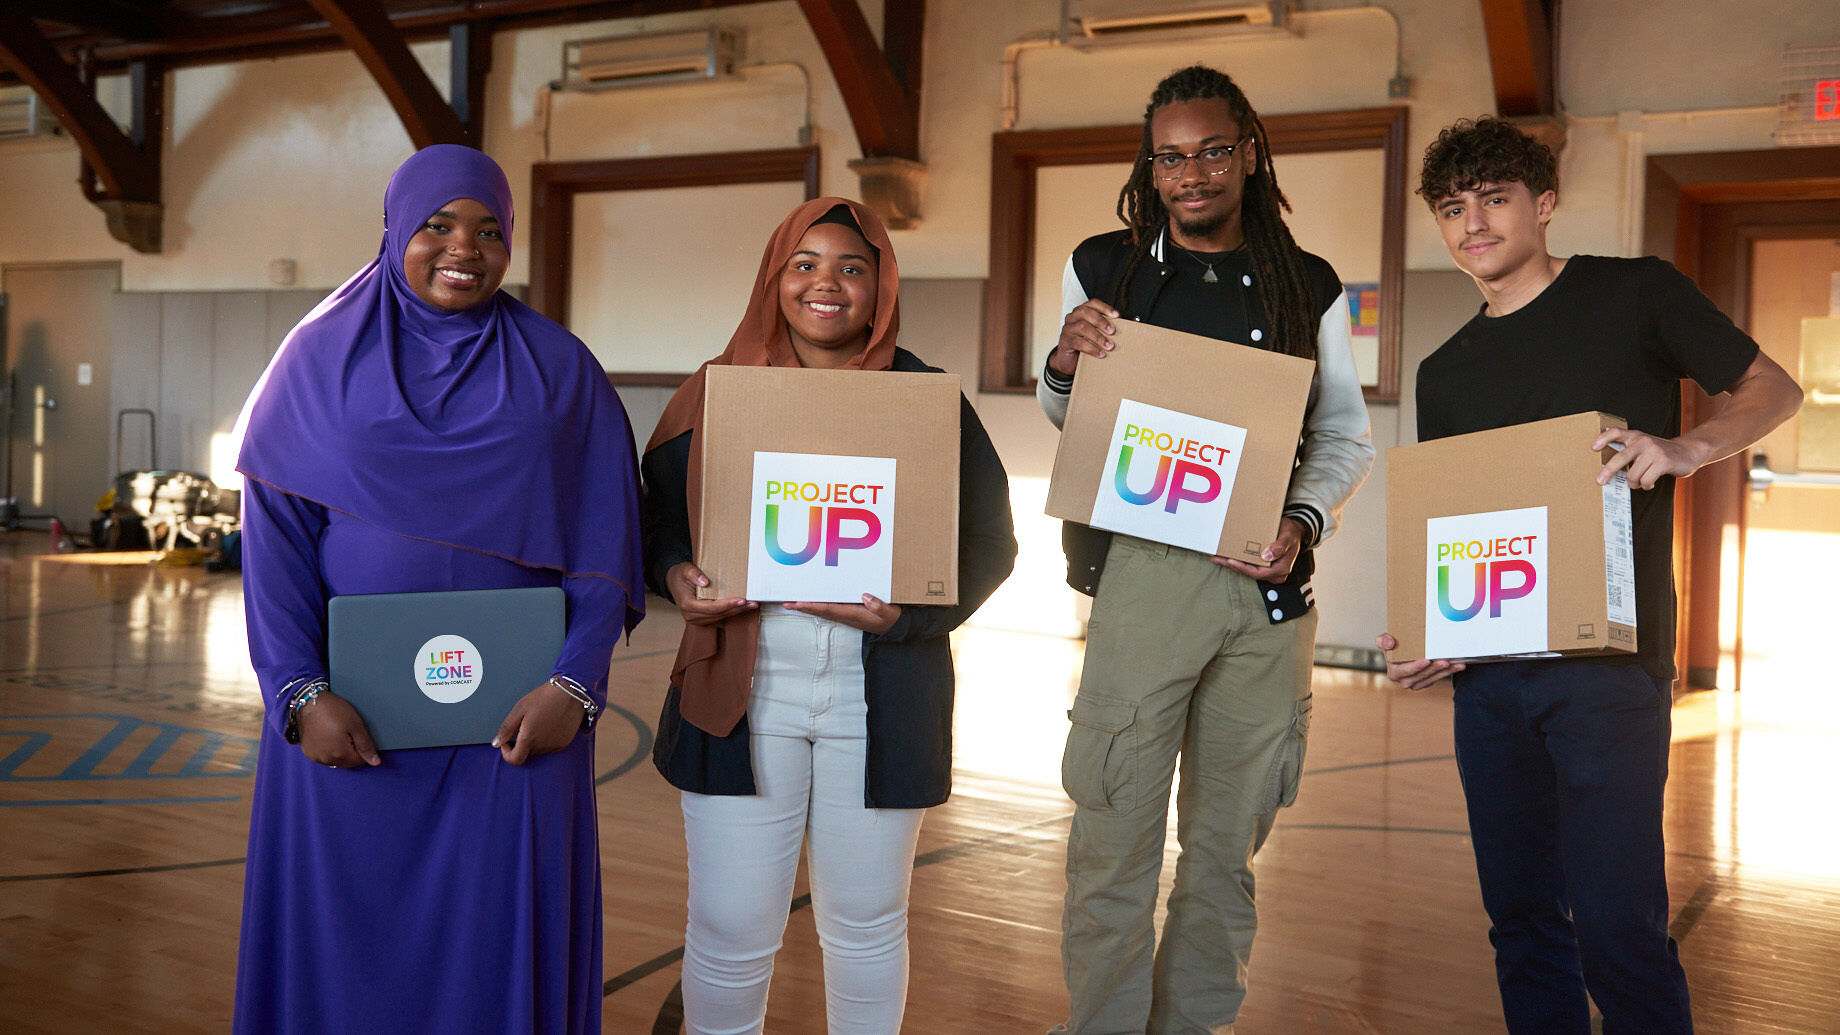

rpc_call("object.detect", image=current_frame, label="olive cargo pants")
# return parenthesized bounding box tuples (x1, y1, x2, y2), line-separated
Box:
(1053, 535, 1316, 1035)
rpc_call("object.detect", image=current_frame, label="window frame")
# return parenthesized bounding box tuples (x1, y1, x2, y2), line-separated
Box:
(979, 107, 1407, 401)
(528, 146, 820, 386)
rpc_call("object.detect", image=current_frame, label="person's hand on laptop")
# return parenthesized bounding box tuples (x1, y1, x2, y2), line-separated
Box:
(298, 692, 382, 768)
(494, 683, 586, 765)
(667, 561, 757, 625)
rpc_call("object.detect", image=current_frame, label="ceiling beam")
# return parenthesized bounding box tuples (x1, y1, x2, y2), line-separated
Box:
(0, 5, 153, 197)
(0, 4, 163, 251)
(4, 0, 765, 85)
(302, 0, 469, 149)
(796, 0, 920, 160)
(883, 0, 924, 107)
(448, 21, 491, 145)
(19, 0, 160, 41)
(1477, 0, 1555, 118)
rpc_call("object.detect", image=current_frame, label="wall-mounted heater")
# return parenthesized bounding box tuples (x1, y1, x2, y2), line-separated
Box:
(0, 89, 60, 139)
(1065, 1, 1292, 45)
(559, 27, 743, 91)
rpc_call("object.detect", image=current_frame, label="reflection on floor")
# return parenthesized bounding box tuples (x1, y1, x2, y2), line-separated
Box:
(3, 530, 1837, 1033)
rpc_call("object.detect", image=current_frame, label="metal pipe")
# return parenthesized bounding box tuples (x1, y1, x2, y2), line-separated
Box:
(1000, 34, 1060, 132)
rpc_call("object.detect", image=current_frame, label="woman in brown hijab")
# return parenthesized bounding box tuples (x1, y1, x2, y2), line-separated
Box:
(639, 198, 1016, 1032)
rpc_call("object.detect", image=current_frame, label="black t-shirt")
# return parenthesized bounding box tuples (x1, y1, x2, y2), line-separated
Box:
(1415, 255, 1759, 679)
(1069, 230, 1344, 350)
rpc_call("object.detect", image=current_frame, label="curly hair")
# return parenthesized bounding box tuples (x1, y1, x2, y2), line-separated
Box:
(1417, 116, 1558, 208)
(1112, 65, 1317, 361)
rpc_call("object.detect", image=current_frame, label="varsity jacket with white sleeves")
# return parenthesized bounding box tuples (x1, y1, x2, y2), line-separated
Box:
(1037, 228, 1373, 622)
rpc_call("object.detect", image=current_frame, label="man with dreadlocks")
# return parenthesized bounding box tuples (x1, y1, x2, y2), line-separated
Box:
(1380, 117, 1799, 1035)
(1037, 65, 1373, 1033)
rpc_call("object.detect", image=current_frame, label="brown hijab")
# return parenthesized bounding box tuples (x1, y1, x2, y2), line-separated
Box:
(646, 197, 902, 736)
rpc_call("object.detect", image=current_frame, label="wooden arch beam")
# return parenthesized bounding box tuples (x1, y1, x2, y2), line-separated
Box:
(0, 4, 163, 251)
(1477, 0, 1555, 118)
(20, 0, 160, 40)
(302, 0, 471, 149)
(795, 0, 920, 160)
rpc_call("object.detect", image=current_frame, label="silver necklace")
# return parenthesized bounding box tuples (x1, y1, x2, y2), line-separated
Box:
(1170, 240, 1230, 283)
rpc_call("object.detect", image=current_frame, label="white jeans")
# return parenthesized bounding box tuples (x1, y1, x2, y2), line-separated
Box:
(680, 606, 926, 1035)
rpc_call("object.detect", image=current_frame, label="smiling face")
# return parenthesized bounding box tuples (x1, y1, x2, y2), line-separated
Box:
(1149, 97, 1255, 251)
(777, 221, 879, 369)
(401, 197, 509, 312)
(1433, 180, 1556, 290)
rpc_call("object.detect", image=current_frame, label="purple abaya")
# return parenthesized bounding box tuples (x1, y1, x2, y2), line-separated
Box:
(233, 145, 641, 1035)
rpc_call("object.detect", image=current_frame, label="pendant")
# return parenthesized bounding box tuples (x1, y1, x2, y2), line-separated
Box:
(1202, 266, 1218, 283)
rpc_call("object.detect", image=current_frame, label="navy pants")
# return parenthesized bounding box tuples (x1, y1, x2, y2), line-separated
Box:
(1452, 660, 1693, 1035)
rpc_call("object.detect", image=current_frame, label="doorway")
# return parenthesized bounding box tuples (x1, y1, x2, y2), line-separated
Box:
(2, 263, 121, 532)
(1645, 146, 1840, 690)
(1733, 234, 1840, 698)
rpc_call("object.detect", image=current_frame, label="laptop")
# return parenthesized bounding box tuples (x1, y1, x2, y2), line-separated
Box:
(327, 586, 566, 751)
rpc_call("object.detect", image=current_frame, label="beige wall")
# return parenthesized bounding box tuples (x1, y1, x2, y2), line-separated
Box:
(7, 1, 1831, 289)
(4, 0, 1836, 650)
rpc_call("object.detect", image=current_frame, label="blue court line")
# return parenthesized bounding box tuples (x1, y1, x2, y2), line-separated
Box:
(1, 713, 258, 780)
(1305, 753, 1455, 775)
(2, 795, 240, 807)
(594, 702, 655, 786)
(1282, 822, 1470, 837)
(0, 660, 202, 674)
(0, 600, 122, 624)
(0, 856, 246, 883)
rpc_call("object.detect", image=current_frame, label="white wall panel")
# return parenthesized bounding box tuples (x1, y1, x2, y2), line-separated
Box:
(567, 180, 806, 373)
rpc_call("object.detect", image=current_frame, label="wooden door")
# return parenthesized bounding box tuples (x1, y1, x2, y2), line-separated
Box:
(2, 263, 121, 531)
(1734, 233, 1840, 693)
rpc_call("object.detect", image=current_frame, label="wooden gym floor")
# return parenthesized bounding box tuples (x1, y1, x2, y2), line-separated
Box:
(3, 531, 1838, 1033)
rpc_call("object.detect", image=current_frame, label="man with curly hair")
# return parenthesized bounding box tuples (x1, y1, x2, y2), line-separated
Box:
(1039, 65, 1373, 1034)
(1381, 117, 1802, 1034)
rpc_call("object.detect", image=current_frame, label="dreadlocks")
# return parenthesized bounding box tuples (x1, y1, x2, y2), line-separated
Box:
(1113, 65, 1318, 361)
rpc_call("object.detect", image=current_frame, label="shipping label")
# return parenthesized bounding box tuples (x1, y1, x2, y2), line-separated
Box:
(1602, 471, 1636, 629)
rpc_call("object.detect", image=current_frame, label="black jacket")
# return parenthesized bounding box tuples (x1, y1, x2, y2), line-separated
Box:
(1046, 230, 1346, 622)
(640, 347, 1018, 808)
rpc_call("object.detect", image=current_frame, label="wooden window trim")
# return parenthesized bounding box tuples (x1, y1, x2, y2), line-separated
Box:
(979, 107, 1407, 401)
(528, 146, 820, 386)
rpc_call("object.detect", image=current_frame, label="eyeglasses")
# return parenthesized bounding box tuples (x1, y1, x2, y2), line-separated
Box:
(1146, 137, 1251, 180)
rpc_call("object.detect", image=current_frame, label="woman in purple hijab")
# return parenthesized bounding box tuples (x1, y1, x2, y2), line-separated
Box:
(233, 144, 643, 1035)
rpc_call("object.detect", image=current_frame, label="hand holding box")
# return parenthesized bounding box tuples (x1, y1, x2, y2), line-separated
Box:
(1044, 320, 1315, 559)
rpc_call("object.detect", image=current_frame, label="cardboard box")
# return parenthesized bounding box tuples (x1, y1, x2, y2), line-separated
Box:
(696, 365, 961, 604)
(1044, 320, 1316, 560)
(1384, 411, 1637, 664)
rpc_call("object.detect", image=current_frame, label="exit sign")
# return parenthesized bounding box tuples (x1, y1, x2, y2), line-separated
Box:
(1777, 44, 1840, 145)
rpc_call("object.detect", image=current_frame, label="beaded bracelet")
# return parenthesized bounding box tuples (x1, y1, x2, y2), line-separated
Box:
(282, 678, 330, 745)
(548, 674, 601, 732)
